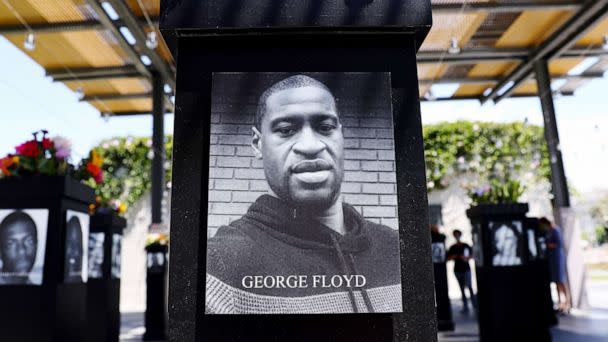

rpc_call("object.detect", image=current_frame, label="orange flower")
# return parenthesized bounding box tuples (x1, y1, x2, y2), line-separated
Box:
(91, 150, 103, 168)
(0, 156, 15, 176)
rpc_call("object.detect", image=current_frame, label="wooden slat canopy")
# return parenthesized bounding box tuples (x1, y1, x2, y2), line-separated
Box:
(0, 0, 607, 113)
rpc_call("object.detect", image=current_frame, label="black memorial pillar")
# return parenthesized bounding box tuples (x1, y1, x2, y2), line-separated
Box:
(144, 72, 168, 341)
(87, 212, 127, 342)
(151, 72, 165, 224)
(161, 1, 435, 341)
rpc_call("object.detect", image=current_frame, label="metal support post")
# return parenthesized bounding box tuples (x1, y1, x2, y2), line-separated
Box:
(534, 59, 570, 210)
(144, 72, 167, 341)
(151, 73, 165, 224)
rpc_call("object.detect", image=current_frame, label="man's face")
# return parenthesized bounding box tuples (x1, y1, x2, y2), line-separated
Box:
(495, 225, 516, 255)
(66, 225, 83, 275)
(0, 222, 37, 273)
(254, 85, 344, 209)
(88, 236, 104, 268)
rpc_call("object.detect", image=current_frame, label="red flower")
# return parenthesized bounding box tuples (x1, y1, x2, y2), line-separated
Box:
(86, 162, 104, 183)
(94, 169, 104, 184)
(15, 140, 40, 158)
(41, 138, 53, 150)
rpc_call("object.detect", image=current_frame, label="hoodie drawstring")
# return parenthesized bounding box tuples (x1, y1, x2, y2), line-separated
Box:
(330, 234, 374, 313)
(349, 254, 375, 313)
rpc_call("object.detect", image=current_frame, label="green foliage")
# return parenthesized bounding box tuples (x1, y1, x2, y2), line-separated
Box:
(468, 179, 525, 206)
(595, 225, 608, 246)
(590, 195, 608, 245)
(82, 136, 173, 209)
(423, 121, 551, 192)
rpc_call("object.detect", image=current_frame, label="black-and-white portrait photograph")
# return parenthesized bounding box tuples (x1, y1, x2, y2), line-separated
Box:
(147, 251, 166, 273)
(431, 242, 446, 263)
(537, 236, 547, 259)
(0, 209, 48, 285)
(527, 229, 538, 260)
(205, 72, 402, 314)
(64, 210, 89, 283)
(490, 221, 523, 267)
(88, 232, 105, 279)
(472, 223, 483, 267)
(111, 233, 121, 279)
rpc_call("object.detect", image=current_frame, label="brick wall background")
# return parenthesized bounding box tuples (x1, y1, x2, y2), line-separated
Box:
(207, 72, 398, 237)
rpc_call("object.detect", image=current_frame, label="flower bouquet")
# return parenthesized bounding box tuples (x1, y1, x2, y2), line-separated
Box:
(468, 179, 525, 206)
(89, 196, 128, 216)
(146, 233, 169, 247)
(0, 130, 102, 184)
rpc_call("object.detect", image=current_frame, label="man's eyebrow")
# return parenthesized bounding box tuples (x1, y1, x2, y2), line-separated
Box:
(269, 113, 338, 127)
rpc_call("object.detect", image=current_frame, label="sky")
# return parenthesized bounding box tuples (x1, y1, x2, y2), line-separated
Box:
(0, 36, 606, 194)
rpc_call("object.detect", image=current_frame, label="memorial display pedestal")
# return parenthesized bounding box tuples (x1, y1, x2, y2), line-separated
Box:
(433, 261, 454, 331)
(161, 1, 436, 341)
(87, 212, 126, 342)
(144, 243, 168, 341)
(467, 204, 553, 342)
(0, 176, 94, 342)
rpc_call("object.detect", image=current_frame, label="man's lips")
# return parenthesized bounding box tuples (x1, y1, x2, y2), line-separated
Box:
(290, 159, 332, 173)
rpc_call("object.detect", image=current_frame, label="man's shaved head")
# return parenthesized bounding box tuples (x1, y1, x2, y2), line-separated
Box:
(256, 75, 335, 130)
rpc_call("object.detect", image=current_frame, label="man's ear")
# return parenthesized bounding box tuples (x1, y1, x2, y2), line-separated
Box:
(251, 126, 263, 160)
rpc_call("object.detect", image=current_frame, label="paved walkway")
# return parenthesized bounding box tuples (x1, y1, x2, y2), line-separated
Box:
(120, 301, 608, 341)
(120, 312, 146, 341)
(439, 300, 608, 342)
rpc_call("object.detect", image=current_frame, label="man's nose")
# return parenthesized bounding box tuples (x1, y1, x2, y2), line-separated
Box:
(292, 126, 326, 157)
(16, 242, 28, 255)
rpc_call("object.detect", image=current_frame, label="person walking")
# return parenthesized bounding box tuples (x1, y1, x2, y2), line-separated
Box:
(539, 217, 571, 313)
(447, 229, 477, 314)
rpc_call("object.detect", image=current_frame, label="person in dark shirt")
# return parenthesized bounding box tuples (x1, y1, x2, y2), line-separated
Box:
(447, 229, 476, 313)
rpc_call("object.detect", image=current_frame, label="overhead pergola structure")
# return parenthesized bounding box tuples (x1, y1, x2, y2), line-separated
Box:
(1, 0, 606, 311)
(0, 0, 174, 117)
(419, 0, 608, 102)
(1, 1, 607, 109)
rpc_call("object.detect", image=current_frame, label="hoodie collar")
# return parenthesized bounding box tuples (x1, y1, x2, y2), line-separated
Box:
(242, 194, 371, 253)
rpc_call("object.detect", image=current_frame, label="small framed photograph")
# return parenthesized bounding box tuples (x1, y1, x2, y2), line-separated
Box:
(431, 242, 446, 263)
(88, 232, 105, 279)
(489, 221, 523, 267)
(527, 229, 538, 260)
(0, 209, 49, 285)
(472, 223, 483, 267)
(111, 234, 122, 279)
(64, 210, 90, 283)
(147, 251, 166, 273)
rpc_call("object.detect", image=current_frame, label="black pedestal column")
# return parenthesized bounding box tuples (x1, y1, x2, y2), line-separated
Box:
(431, 231, 454, 331)
(87, 212, 126, 342)
(161, 1, 436, 341)
(468, 204, 553, 342)
(0, 176, 94, 342)
(144, 244, 168, 341)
